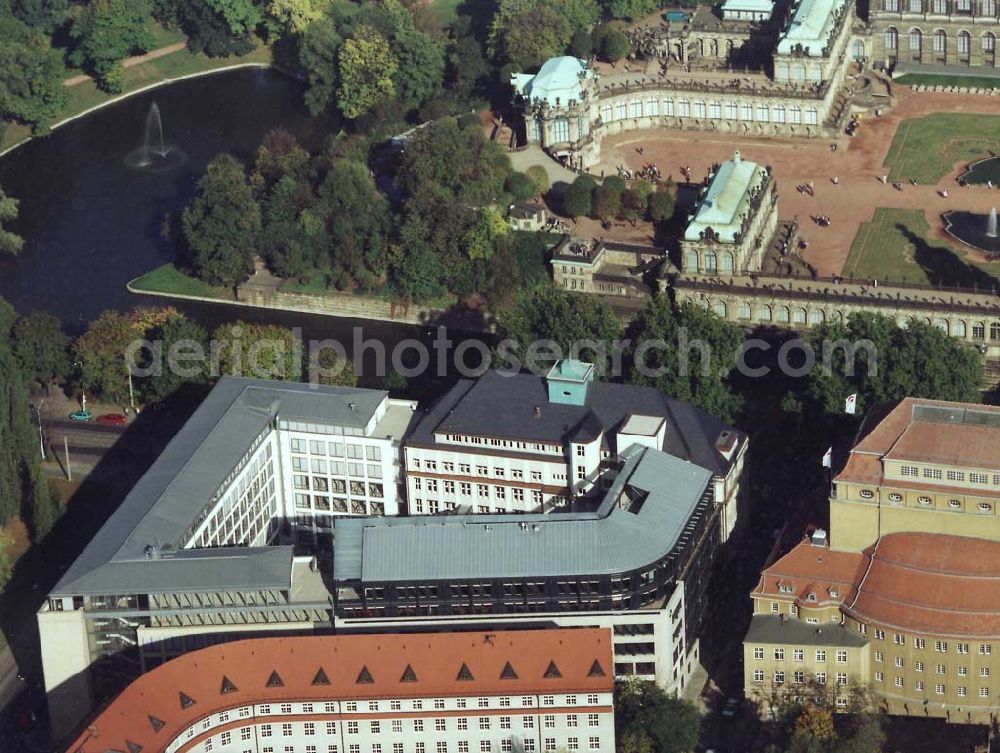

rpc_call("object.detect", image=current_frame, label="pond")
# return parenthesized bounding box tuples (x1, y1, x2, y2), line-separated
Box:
(0, 67, 344, 332)
(959, 156, 1000, 186)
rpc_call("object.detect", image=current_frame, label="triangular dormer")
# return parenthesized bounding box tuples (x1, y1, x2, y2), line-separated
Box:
(312, 668, 331, 686)
(357, 665, 374, 684)
(456, 662, 474, 681)
(543, 660, 562, 678)
(587, 659, 606, 677)
(220, 676, 238, 694)
(148, 715, 165, 733)
(179, 691, 195, 709)
(266, 670, 284, 687)
(500, 662, 519, 680)
(401, 664, 418, 683)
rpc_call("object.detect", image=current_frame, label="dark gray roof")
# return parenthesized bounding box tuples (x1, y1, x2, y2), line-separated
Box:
(333, 445, 712, 582)
(744, 615, 870, 648)
(407, 370, 739, 476)
(52, 378, 388, 597)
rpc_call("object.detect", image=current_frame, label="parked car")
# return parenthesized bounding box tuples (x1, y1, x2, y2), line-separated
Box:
(721, 698, 740, 717)
(96, 413, 127, 426)
(68, 410, 92, 422)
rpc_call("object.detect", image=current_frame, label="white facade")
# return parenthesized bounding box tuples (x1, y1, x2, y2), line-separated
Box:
(162, 692, 615, 753)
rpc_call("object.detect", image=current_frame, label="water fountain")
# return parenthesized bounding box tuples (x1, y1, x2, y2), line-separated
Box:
(125, 102, 185, 171)
(943, 206, 1000, 258)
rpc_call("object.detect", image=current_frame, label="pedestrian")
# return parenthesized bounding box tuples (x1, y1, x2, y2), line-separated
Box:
(881, 174, 888, 184)
(832, 176, 839, 185)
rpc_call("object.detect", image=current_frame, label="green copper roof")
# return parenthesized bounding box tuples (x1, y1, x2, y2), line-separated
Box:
(684, 150, 768, 243)
(777, 0, 846, 56)
(722, 0, 774, 13)
(512, 56, 593, 107)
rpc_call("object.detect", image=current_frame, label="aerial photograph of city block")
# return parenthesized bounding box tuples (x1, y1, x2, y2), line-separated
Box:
(0, 0, 999, 752)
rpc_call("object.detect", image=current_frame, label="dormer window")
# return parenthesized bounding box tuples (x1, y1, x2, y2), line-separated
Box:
(949, 499, 962, 509)
(917, 496, 932, 506)
(807, 593, 817, 602)
(888, 492, 903, 502)
(829, 587, 839, 598)
(859, 489, 874, 499)
(979, 502, 993, 512)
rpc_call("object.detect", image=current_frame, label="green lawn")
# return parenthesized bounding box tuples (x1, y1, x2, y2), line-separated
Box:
(882, 113, 1000, 184)
(843, 207, 1000, 288)
(129, 263, 235, 300)
(432, 0, 464, 25)
(1, 37, 272, 152)
(895, 72, 1000, 90)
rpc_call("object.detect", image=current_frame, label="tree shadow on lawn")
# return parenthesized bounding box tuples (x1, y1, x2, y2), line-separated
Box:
(894, 223, 1000, 291)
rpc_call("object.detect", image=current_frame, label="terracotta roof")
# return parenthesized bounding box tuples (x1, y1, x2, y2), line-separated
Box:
(753, 536, 866, 607)
(845, 533, 1000, 639)
(754, 533, 1000, 639)
(836, 398, 1000, 486)
(66, 629, 612, 753)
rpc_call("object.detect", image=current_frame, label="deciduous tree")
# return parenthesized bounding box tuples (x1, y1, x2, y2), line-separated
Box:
(298, 14, 344, 114)
(647, 188, 674, 221)
(68, 0, 154, 93)
(12, 311, 69, 387)
(563, 174, 595, 217)
(627, 297, 744, 422)
(0, 184, 23, 255)
(182, 154, 260, 288)
(337, 25, 398, 118)
(0, 14, 66, 131)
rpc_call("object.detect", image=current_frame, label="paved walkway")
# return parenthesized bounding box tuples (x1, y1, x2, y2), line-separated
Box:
(63, 42, 188, 87)
(597, 86, 1000, 275)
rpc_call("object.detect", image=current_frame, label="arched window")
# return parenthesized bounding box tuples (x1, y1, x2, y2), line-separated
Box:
(758, 305, 772, 322)
(678, 99, 691, 117)
(954, 320, 967, 337)
(983, 32, 996, 52)
(789, 106, 802, 124)
(933, 29, 947, 54)
(885, 0, 900, 9)
(646, 97, 659, 116)
(933, 319, 949, 333)
(776, 306, 791, 323)
(708, 101, 721, 119)
(792, 63, 806, 81)
(712, 301, 728, 318)
(793, 308, 808, 324)
(738, 302, 752, 320)
(885, 27, 899, 50)
(909, 28, 922, 50)
(629, 100, 642, 118)
(958, 30, 971, 55)
(721, 252, 735, 273)
(551, 118, 569, 143)
(984, 0, 997, 16)
(991, 321, 1000, 340)
(710, 39, 719, 56)
(932, 0, 947, 13)
(686, 250, 699, 272)
(601, 104, 613, 122)
(704, 250, 718, 272)
(809, 309, 825, 325)
(615, 101, 627, 120)
(773, 104, 786, 123)
(972, 321, 986, 339)
(805, 107, 818, 125)
(663, 97, 675, 116)
(776, 61, 790, 80)
(693, 100, 707, 118)
(725, 101, 738, 119)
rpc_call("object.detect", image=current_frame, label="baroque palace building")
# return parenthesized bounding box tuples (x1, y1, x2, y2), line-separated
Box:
(868, 0, 1000, 71)
(64, 629, 616, 753)
(743, 399, 1000, 723)
(511, 0, 860, 170)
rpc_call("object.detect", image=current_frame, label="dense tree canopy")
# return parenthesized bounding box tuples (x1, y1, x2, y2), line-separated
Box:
(615, 680, 701, 753)
(495, 286, 622, 374)
(0, 183, 23, 255)
(627, 297, 745, 423)
(337, 25, 397, 118)
(69, 0, 154, 92)
(12, 310, 69, 386)
(182, 154, 260, 287)
(804, 311, 982, 415)
(0, 12, 67, 131)
(0, 298, 58, 542)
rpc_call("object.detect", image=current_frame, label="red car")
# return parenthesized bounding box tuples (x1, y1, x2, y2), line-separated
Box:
(96, 413, 127, 426)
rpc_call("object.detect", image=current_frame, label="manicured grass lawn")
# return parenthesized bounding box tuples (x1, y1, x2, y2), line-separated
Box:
(895, 72, 1000, 90)
(883, 113, 1000, 184)
(843, 207, 1000, 288)
(1, 39, 272, 152)
(129, 263, 235, 300)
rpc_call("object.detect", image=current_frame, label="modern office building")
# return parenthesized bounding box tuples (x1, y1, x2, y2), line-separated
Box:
(744, 529, 1000, 723)
(680, 150, 779, 276)
(402, 360, 747, 542)
(64, 629, 616, 753)
(40, 378, 418, 741)
(829, 398, 1000, 552)
(334, 444, 725, 696)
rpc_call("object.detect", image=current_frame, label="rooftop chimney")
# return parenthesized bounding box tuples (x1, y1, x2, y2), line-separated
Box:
(810, 528, 828, 547)
(533, 406, 542, 419)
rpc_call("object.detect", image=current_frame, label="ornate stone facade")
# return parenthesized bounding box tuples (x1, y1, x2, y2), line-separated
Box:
(868, 0, 1000, 69)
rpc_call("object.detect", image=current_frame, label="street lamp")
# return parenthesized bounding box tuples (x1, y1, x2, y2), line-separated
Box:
(72, 361, 87, 413)
(33, 400, 45, 461)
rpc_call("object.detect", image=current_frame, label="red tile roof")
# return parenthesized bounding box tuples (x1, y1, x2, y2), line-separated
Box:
(836, 398, 1000, 492)
(66, 629, 613, 753)
(754, 533, 1000, 639)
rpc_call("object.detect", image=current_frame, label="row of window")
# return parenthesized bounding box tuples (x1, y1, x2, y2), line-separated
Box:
(884, 26, 996, 53)
(898, 466, 1000, 484)
(753, 669, 850, 686)
(882, 0, 995, 14)
(875, 652, 993, 675)
(434, 437, 563, 456)
(872, 631, 994, 655)
(704, 299, 1000, 340)
(752, 647, 850, 662)
(594, 99, 821, 124)
(214, 739, 598, 753)
(291, 439, 381, 461)
(874, 675, 993, 697)
(258, 714, 603, 737)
